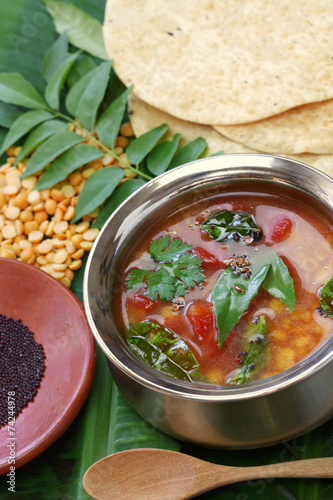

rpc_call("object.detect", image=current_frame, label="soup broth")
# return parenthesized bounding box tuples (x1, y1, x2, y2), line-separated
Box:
(113, 187, 333, 385)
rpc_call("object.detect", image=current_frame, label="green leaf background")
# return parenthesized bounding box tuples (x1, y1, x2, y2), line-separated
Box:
(0, 1, 332, 499)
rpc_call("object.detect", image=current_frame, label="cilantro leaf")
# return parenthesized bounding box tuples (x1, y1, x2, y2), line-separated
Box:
(150, 236, 193, 262)
(126, 236, 204, 301)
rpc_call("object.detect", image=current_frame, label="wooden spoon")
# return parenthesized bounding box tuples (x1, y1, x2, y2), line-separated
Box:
(83, 448, 333, 500)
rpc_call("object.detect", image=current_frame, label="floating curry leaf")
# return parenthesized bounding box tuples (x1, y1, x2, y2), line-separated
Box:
(71, 166, 125, 223)
(35, 143, 104, 189)
(76, 60, 112, 131)
(228, 316, 270, 385)
(42, 30, 68, 83)
(93, 178, 146, 229)
(15, 119, 68, 164)
(43, 0, 108, 60)
(45, 51, 80, 110)
(0, 73, 47, 109)
(319, 276, 333, 318)
(0, 109, 53, 156)
(168, 137, 207, 169)
(126, 236, 204, 301)
(147, 133, 181, 176)
(96, 85, 132, 148)
(212, 247, 295, 346)
(126, 124, 169, 165)
(21, 130, 83, 178)
(0, 103, 21, 128)
(202, 209, 263, 243)
(126, 322, 207, 383)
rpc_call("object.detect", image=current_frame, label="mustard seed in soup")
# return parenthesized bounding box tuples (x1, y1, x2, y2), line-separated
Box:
(113, 188, 333, 385)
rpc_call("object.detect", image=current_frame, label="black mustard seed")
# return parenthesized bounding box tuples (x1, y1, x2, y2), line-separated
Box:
(0, 313, 46, 428)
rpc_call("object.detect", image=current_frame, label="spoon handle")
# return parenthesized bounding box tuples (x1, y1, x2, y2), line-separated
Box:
(234, 457, 333, 481)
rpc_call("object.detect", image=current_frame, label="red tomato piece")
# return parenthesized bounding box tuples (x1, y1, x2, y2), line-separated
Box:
(187, 302, 215, 341)
(193, 247, 224, 268)
(132, 294, 155, 311)
(270, 218, 292, 243)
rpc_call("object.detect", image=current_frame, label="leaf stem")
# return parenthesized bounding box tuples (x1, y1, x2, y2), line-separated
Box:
(53, 110, 153, 181)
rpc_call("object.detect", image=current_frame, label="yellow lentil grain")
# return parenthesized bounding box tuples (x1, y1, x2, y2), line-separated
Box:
(20, 246, 35, 263)
(51, 271, 66, 280)
(102, 155, 114, 166)
(24, 221, 39, 235)
(53, 249, 68, 263)
(60, 277, 72, 288)
(0, 247, 16, 259)
(54, 221, 68, 234)
(20, 210, 34, 223)
(69, 259, 82, 271)
(80, 241, 93, 251)
(75, 221, 90, 233)
(18, 239, 32, 250)
(12, 242, 21, 256)
(45, 198, 57, 215)
(51, 262, 67, 272)
(116, 136, 129, 148)
(40, 189, 50, 201)
(82, 227, 99, 241)
(37, 239, 53, 254)
(63, 206, 75, 221)
(53, 207, 63, 223)
(71, 233, 83, 247)
(45, 220, 55, 237)
(34, 211, 48, 225)
(64, 240, 76, 254)
(50, 188, 65, 202)
(2, 225, 16, 239)
(3, 185, 20, 196)
(72, 248, 84, 259)
(82, 167, 96, 179)
(0, 175, 6, 188)
(87, 159, 103, 170)
(45, 252, 55, 264)
(0, 193, 6, 209)
(14, 220, 24, 236)
(21, 176, 37, 189)
(114, 146, 123, 156)
(14, 193, 29, 210)
(120, 122, 134, 137)
(28, 230, 44, 243)
(69, 172, 83, 187)
(65, 268, 74, 281)
(39, 220, 49, 234)
(52, 238, 66, 248)
(5, 206, 20, 220)
(27, 190, 41, 206)
(61, 184, 75, 199)
(37, 256, 48, 266)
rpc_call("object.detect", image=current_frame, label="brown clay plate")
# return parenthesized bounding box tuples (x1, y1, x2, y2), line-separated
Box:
(0, 258, 96, 474)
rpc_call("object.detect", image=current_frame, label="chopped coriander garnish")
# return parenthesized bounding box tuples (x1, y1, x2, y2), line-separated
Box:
(126, 236, 204, 301)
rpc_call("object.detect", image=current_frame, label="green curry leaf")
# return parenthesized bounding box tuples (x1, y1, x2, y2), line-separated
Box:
(0, 72, 47, 110)
(126, 124, 169, 165)
(212, 247, 295, 347)
(229, 316, 270, 385)
(126, 322, 208, 383)
(45, 51, 80, 110)
(96, 85, 132, 148)
(201, 209, 263, 243)
(147, 133, 181, 176)
(168, 137, 207, 169)
(319, 276, 333, 318)
(0, 109, 53, 156)
(42, 30, 68, 83)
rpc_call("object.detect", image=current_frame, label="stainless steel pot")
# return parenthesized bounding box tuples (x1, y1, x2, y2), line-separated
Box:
(83, 154, 333, 449)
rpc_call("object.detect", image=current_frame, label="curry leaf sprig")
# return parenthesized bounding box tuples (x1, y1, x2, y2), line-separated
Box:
(0, 1, 210, 228)
(126, 236, 204, 301)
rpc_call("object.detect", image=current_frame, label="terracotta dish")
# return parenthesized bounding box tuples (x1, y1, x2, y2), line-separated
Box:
(0, 258, 96, 474)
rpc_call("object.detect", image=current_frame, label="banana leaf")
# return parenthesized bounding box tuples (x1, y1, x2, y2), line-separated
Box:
(0, 1, 332, 499)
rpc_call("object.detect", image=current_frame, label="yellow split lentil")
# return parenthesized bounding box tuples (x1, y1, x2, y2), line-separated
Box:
(0, 123, 135, 288)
